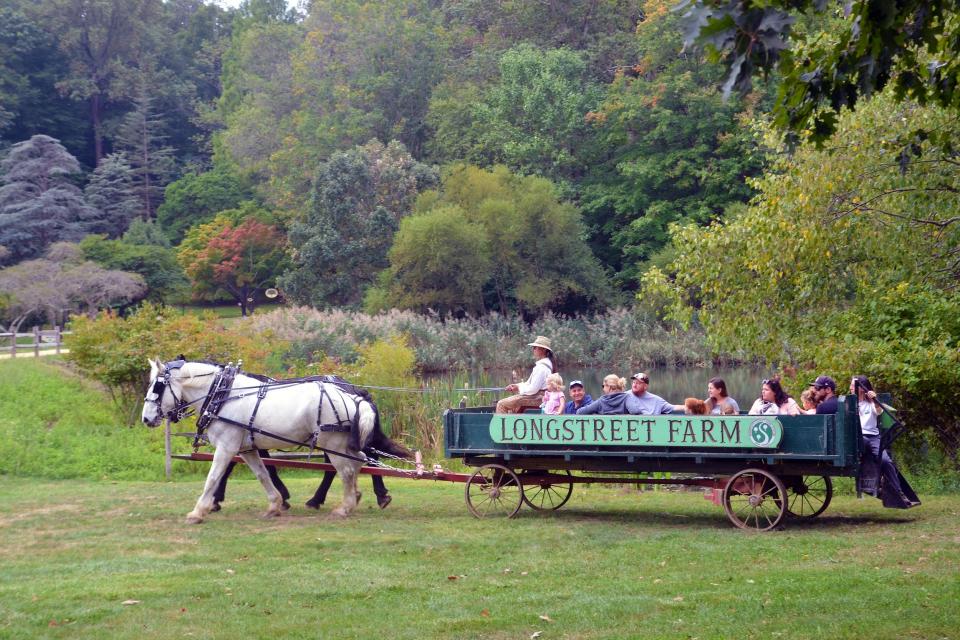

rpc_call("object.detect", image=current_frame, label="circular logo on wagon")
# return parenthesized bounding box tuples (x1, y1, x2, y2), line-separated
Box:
(750, 421, 775, 447)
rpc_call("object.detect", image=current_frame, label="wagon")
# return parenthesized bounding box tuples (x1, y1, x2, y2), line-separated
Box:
(444, 395, 890, 531)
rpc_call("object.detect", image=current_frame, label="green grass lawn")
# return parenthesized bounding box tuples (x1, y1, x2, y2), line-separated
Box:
(0, 477, 957, 640)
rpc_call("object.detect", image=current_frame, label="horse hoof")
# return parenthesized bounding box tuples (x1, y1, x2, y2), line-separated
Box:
(262, 510, 281, 519)
(185, 515, 204, 525)
(330, 508, 349, 518)
(305, 499, 322, 510)
(211, 502, 222, 512)
(377, 494, 392, 509)
(281, 500, 291, 511)
(356, 491, 362, 504)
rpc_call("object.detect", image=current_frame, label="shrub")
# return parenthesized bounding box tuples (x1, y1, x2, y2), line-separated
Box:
(66, 303, 284, 424)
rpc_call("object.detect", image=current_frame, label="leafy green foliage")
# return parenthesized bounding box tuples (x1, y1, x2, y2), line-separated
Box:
(281, 140, 437, 308)
(645, 93, 960, 457)
(66, 303, 280, 422)
(372, 204, 492, 315)
(156, 166, 255, 244)
(379, 165, 609, 316)
(79, 234, 187, 302)
(0, 2, 89, 162)
(682, 0, 960, 145)
(581, 0, 769, 284)
(427, 45, 605, 186)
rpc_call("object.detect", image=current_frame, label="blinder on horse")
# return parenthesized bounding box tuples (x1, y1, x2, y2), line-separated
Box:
(146, 358, 189, 423)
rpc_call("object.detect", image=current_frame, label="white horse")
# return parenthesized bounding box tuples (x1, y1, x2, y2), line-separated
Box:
(141, 358, 406, 523)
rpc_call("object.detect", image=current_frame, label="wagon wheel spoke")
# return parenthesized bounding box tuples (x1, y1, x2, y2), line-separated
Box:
(783, 475, 833, 519)
(521, 471, 574, 511)
(465, 464, 523, 518)
(722, 469, 786, 532)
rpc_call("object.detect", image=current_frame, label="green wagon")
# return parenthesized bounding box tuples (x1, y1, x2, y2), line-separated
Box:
(444, 395, 891, 531)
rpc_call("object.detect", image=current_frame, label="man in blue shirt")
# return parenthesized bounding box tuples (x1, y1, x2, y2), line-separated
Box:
(625, 372, 675, 415)
(811, 375, 838, 414)
(563, 380, 593, 414)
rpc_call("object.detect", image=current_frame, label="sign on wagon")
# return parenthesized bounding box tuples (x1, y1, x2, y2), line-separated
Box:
(489, 414, 783, 448)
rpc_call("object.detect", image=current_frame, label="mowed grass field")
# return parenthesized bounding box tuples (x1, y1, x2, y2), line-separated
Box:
(1, 476, 958, 640)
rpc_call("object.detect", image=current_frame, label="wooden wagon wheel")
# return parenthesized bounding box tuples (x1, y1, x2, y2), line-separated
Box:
(465, 464, 524, 518)
(520, 470, 574, 511)
(782, 475, 833, 519)
(722, 468, 787, 531)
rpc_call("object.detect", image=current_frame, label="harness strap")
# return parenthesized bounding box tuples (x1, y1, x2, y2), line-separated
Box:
(194, 365, 237, 448)
(213, 414, 369, 464)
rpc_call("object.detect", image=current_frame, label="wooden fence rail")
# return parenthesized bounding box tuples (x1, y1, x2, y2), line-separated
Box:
(0, 326, 72, 358)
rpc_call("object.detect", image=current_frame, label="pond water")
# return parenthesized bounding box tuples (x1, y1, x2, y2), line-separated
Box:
(426, 365, 768, 409)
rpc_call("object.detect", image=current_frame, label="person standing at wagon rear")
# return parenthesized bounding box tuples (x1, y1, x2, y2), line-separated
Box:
(496, 336, 556, 414)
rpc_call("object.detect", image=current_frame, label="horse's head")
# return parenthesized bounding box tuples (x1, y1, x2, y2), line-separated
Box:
(141, 357, 187, 427)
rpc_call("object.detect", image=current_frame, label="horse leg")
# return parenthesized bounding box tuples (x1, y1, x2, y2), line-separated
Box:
(187, 447, 236, 524)
(239, 450, 284, 518)
(329, 458, 360, 518)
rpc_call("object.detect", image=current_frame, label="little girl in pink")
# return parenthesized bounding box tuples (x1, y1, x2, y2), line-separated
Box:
(541, 373, 565, 415)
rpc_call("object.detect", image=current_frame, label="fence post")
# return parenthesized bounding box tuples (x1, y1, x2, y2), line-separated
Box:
(55, 326, 61, 355)
(165, 420, 172, 480)
(33, 326, 40, 357)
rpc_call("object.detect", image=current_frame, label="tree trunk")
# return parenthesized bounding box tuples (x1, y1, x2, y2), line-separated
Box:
(91, 93, 104, 166)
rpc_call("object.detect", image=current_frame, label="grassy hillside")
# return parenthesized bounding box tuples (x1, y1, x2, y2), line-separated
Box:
(0, 359, 202, 480)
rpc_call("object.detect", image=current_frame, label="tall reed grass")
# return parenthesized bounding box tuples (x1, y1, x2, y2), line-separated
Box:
(244, 306, 749, 373)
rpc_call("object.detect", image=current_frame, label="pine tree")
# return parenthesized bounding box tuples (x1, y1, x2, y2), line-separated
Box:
(0, 134, 94, 265)
(114, 68, 176, 220)
(82, 152, 140, 237)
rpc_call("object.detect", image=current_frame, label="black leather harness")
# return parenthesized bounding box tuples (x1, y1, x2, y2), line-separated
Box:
(161, 361, 370, 464)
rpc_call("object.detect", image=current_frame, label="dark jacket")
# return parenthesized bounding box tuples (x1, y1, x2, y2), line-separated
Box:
(576, 392, 632, 415)
(564, 394, 593, 415)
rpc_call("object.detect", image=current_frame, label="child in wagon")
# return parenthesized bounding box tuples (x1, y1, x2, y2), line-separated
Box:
(541, 373, 566, 415)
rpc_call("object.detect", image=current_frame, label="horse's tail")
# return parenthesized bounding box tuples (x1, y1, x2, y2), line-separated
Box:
(369, 409, 413, 460)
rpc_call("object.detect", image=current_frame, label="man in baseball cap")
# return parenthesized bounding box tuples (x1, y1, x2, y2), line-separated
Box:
(563, 380, 593, 414)
(810, 375, 838, 414)
(626, 372, 675, 415)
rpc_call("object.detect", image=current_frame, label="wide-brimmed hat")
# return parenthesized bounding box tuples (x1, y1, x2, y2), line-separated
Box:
(527, 336, 552, 351)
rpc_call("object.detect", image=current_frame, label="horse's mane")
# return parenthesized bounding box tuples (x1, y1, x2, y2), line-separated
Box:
(178, 361, 221, 388)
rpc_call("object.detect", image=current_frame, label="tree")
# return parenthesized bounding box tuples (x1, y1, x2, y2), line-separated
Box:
(0, 3, 89, 162)
(156, 166, 254, 244)
(40, 0, 161, 164)
(123, 218, 171, 248)
(579, 0, 769, 285)
(178, 205, 288, 316)
(80, 234, 187, 302)
(82, 152, 140, 238)
(114, 66, 177, 220)
(644, 92, 960, 458)
(426, 45, 605, 186)
(681, 0, 960, 145)
(280, 140, 438, 308)
(0, 242, 146, 332)
(380, 164, 609, 316)
(372, 204, 492, 316)
(0, 135, 94, 265)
